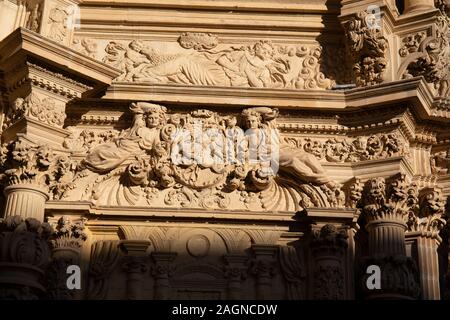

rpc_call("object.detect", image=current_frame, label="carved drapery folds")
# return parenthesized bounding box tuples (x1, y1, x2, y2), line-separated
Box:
(344, 11, 389, 87)
(61, 103, 344, 211)
(87, 240, 121, 300)
(100, 33, 334, 90)
(0, 216, 52, 299)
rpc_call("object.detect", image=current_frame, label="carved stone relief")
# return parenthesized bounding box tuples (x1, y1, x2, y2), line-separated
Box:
(47, 6, 71, 43)
(431, 148, 450, 174)
(98, 33, 334, 90)
(400, 13, 450, 97)
(344, 11, 389, 86)
(60, 103, 345, 210)
(0, 137, 77, 199)
(2, 92, 66, 130)
(284, 133, 409, 163)
(24, 0, 43, 33)
(72, 37, 98, 58)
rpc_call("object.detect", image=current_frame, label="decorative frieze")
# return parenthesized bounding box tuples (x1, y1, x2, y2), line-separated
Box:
(61, 103, 344, 210)
(100, 33, 334, 90)
(3, 93, 66, 130)
(285, 133, 409, 163)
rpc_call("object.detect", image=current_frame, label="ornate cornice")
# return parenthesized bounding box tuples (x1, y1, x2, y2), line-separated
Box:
(0, 28, 121, 88)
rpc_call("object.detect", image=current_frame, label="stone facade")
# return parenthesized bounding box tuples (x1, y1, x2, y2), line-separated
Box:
(0, 0, 449, 300)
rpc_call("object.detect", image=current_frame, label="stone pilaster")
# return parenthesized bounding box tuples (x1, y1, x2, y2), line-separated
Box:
(120, 240, 150, 300)
(223, 254, 248, 300)
(0, 216, 52, 299)
(151, 252, 176, 300)
(47, 216, 87, 300)
(310, 224, 348, 300)
(250, 245, 277, 300)
(405, 188, 446, 299)
(358, 174, 421, 299)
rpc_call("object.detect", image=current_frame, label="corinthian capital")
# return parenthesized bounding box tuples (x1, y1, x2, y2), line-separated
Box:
(359, 174, 419, 224)
(405, 188, 447, 235)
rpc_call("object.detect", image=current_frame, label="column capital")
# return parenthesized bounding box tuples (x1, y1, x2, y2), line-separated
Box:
(358, 174, 419, 226)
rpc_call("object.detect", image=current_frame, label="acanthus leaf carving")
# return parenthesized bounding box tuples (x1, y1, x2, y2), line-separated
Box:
(406, 188, 447, 235)
(50, 216, 87, 249)
(285, 132, 409, 163)
(358, 174, 419, 223)
(0, 137, 79, 199)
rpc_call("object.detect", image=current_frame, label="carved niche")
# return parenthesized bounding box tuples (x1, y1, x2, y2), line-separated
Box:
(61, 103, 345, 210)
(98, 33, 334, 90)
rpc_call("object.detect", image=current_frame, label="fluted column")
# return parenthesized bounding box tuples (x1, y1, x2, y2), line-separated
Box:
(310, 224, 348, 300)
(358, 175, 421, 299)
(151, 252, 176, 300)
(3, 183, 49, 221)
(250, 245, 277, 300)
(224, 254, 248, 299)
(120, 240, 150, 300)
